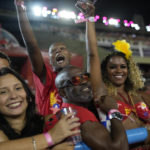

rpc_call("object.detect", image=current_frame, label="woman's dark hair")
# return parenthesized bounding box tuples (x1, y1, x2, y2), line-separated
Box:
(0, 68, 44, 139)
(101, 51, 133, 91)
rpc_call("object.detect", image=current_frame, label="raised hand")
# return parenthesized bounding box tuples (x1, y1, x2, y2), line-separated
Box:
(14, 0, 26, 10)
(48, 113, 81, 145)
(75, 0, 95, 17)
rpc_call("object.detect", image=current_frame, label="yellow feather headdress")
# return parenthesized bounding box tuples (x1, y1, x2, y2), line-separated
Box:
(112, 40, 132, 59)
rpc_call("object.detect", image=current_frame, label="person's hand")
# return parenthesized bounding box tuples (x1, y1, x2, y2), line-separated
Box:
(14, 0, 24, 6)
(75, 1, 95, 17)
(98, 95, 118, 114)
(48, 113, 80, 145)
(14, 0, 26, 11)
(51, 142, 74, 150)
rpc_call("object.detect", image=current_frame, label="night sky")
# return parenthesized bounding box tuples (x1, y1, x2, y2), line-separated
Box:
(0, 0, 149, 38)
(0, 0, 149, 24)
(95, 0, 150, 25)
(37, 0, 150, 24)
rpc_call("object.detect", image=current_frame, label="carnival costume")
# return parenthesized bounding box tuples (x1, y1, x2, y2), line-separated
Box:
(99, 40, 150, 149)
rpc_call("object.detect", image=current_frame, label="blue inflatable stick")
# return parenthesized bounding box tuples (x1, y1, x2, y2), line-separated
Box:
(126, 127, 148, 144)
(74, 142, 91, 150)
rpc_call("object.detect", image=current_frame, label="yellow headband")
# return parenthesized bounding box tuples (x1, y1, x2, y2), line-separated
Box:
(112, 40, 132, 59)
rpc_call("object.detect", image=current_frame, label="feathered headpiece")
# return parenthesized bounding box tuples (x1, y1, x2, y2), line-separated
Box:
(112, 40, 132, 59)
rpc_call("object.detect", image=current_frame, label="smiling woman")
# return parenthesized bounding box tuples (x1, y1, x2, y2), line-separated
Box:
(88, 39, 150, 149)
(101, 44, 150, 149)
(105, 55, 128, 87)
(0, 67, 81, 150)
(0, 67, 43, 140)
(0, 73, 28, 118)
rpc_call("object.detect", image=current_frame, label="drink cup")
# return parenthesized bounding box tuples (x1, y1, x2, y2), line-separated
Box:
(75, 0, 94, 14)
(61, 107, 82, 145)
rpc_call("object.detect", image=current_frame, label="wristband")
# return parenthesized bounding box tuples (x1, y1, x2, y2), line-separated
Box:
(108, 109, 120, 116)
(43, 132, 54, 147)
(108, 109, 123, 120)
(74, 16, 95, 24)
(88, 16, 95, 22)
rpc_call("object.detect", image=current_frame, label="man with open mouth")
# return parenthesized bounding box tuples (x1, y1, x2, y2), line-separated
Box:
(15, 0, 78, 116)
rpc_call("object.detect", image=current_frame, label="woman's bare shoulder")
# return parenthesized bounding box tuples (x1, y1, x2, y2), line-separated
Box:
(136, 91, 150, 106)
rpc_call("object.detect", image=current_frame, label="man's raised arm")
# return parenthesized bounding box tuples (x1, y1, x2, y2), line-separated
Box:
(15, 0, 45, 78)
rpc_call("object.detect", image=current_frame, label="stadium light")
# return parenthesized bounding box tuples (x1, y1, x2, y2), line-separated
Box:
(146, 25, 150, 32)
(42, 7, 48, 17)
(131, 23, 140, 30)
(30, 5, 150, 32)
(52, 8, 58, 13)
(58, 10, 76, 19)
(32, 6, 42, 16)
(95, 15, 100, 21)
(108, 18, 120, 26)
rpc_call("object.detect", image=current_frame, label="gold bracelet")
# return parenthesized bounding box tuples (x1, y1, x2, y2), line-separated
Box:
(32, 136, 37, 150)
